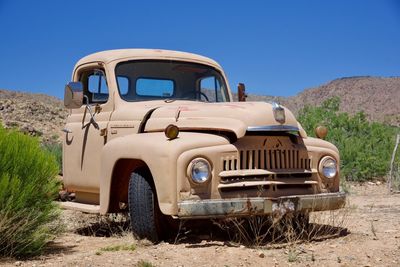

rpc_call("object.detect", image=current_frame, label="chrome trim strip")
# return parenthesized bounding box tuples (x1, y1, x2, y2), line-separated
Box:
(247, 125, 299, 132)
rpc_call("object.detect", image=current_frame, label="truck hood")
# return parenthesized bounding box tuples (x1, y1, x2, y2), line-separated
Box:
(143, 101, 304, 139)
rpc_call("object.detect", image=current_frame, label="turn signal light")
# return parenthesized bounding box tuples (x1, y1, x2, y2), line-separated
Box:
(315, 126, 328, 139)
(165, 124, 179, 140)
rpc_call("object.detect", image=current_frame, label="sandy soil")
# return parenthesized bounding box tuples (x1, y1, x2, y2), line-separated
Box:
(1, 183, 400, 267)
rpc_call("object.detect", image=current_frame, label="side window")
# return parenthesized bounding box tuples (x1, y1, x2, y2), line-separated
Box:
(199, 76, 227, 102)
(84, 69, 109, 103)
(117, 76, 129, 96)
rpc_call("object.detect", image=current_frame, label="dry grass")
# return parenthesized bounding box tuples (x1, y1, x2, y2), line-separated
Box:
(212, 206, 350, 263)
(213, 206, 349, 249)
(98, 243, 136, 253)
(136, 259, 155, 267)
(72, 213, 131, 237)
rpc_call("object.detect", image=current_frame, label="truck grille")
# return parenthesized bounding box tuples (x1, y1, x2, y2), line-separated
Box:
(223, 148, 311, 171)
(219, 136, 315, 196)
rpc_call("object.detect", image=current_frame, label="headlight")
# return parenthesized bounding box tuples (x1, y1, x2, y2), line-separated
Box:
(319, 156, 337, 179)
(188, 158, 211, 183)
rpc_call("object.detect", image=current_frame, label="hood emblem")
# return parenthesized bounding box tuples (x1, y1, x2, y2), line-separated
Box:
(272, 102, 286, 124)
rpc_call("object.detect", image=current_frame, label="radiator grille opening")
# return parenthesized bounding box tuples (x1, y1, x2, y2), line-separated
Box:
(224, 149, 311, 171)
(219, 136, 314, 194)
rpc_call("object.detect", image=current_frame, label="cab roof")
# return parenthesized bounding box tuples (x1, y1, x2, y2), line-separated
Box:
(75, 49, 222, 69)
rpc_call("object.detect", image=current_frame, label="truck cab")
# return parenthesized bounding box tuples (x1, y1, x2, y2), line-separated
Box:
(61, 49, 345, 241)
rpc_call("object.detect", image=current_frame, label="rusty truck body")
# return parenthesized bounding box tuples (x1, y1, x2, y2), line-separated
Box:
(61, 49, 345, 241)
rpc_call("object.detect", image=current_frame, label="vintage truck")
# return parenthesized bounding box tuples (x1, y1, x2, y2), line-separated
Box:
(61, 49, 346, 241)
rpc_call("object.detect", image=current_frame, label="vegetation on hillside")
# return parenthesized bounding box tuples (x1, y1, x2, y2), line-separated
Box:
(43, 142, 62, 174)
(298, 97, 400, 182)
(0, 124, 62, 258)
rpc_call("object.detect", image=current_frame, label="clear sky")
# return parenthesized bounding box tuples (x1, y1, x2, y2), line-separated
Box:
(0, 0, 399, 99)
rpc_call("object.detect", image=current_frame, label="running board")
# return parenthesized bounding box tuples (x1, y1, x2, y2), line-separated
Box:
(59, 201, 100, 214)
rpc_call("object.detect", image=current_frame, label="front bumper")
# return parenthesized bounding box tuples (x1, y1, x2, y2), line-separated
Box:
(177, 192, 346, 219)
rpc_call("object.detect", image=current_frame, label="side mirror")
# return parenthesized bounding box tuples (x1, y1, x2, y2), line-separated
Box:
(238, 83, 247, 102)
(64, 82, 83, 109)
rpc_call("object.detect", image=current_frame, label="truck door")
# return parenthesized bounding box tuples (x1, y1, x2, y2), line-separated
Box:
(63, 63, 113, 204)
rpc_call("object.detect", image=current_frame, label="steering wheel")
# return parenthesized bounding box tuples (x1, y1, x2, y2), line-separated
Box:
(199, 92, 209, 102)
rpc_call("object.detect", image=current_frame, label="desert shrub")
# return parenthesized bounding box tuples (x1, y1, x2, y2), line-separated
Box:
(298, 97, 400, 181)
(0, 124, 62, 257)
(43, 142, 62, 174)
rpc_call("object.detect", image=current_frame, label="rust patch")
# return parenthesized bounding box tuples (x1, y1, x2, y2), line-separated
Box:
(246, 198, 252, 212)
(272, 197, 299, 221)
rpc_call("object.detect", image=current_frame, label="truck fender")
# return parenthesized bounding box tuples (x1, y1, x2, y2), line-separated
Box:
(99, 132, 229, 214)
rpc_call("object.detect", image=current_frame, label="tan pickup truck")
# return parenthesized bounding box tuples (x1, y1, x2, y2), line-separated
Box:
(61, 49, 346, 241)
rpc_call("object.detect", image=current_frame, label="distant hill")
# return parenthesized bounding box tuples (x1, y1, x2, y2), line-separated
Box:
(0, 90, 67, 142)
(237, 76, 400, 126)
(284, 76, 400, 126)
(1, 76, 399, 141)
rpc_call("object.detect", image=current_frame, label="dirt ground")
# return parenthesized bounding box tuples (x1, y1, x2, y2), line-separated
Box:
(1, 183, 400, 267)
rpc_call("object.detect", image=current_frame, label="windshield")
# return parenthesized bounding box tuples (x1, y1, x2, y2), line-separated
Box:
(115, 60, 230, 102)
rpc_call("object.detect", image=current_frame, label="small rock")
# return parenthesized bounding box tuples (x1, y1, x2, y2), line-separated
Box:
(344, 255, 355, 261)
(258, 252, 265, 258)
(376, 181, 382, 185)
(14, 262, 22, 266)
(240, 245, 245, 249)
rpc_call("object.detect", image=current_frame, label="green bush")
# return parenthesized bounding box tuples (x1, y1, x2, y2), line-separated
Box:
(43, 142, 62, 174)
(298, 97, 399, 181)
(0, 124, 62, 257)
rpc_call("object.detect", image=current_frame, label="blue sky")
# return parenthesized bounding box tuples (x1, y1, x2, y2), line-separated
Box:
(0, 0, 399, 99)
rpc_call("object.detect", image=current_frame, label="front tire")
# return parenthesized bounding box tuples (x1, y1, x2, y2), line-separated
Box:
(128, 171, 160, 242)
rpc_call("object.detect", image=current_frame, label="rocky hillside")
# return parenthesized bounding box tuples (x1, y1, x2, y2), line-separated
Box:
(240, 76, 400, 126)
(0, 90, 67, 142)
(0, 76, 399, 142)
(284, 76, 400, 126)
